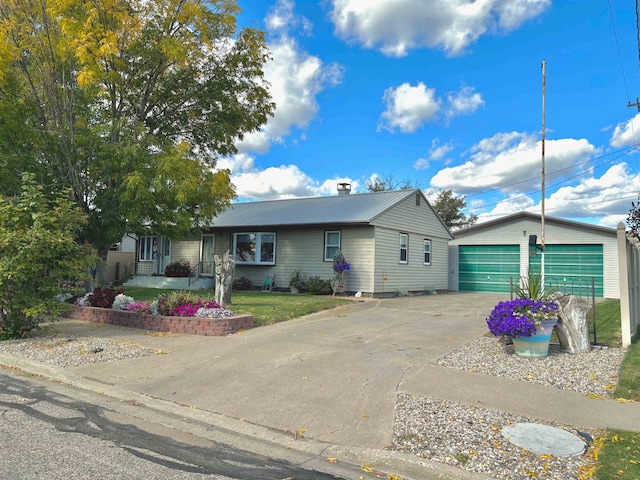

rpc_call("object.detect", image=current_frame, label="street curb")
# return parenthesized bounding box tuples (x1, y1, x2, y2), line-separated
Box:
(0, 353, 492, 480)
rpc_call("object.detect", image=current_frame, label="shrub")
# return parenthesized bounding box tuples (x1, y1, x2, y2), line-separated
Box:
(0, 173, 97, 340)
(305, 276, 332, 295)
(289, 269, 307, 291)
(156, 291, 201, 316)
(126, 301, 151, 313)
(88, 287, 124, 308)
(164, 260, 191, 277)
(173, 299, 223, 317)
(234, 276, 253, 291)
(112, 294, 135, 310)
(195, 308, 235, 318)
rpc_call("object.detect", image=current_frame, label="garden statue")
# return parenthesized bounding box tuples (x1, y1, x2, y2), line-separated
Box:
(552, 293, 592, 353)
(214, 250, 235, 306)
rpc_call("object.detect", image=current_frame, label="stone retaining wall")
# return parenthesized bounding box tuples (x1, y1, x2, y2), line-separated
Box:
(65, 306, 254, 336)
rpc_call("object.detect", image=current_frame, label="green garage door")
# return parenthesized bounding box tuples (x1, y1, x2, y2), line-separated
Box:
(529, 244, 603, 297)
(459, 245, 520, 293)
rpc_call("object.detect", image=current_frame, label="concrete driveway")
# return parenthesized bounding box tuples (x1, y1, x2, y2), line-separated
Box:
(66, 292, 508, 451)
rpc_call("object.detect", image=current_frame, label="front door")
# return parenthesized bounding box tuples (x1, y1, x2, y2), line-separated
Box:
(201, 235, 215, 276)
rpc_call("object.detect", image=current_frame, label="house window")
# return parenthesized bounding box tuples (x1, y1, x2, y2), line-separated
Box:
(233, 232, 276, 265)
(399, 233, 408, 264)
(423, 239, 431, 265)
(139, 236, 157, 262)
(325, 231, 341, 261)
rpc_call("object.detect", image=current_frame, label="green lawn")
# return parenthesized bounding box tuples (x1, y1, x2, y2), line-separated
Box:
(121, 287, 351, 326)
(593, 299, 622, 347)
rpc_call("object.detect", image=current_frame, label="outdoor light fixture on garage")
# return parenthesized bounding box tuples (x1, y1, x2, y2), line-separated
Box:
(529, 234, 543, 256)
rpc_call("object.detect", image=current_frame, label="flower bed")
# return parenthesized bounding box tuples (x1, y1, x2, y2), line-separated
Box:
(64, 306, 254, 336)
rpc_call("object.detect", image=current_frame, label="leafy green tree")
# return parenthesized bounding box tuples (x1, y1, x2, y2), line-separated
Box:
(0, 174, 96, 339)
(430, 189, 478, 230)
(0, 0, 274, 258)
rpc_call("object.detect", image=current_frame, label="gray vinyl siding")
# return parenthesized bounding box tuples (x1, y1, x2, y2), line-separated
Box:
(449, 217, 619, 298)
(373, 227, 449, 294)
(170, 235, 200, 266)
(217, 226, 375, 293)
(371, 194, 451, 295)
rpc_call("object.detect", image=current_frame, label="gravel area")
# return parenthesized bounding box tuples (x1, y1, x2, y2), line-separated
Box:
(392, 336, 626, 480)
(0, 332, 157, 368)
(434, 336, 625, 397)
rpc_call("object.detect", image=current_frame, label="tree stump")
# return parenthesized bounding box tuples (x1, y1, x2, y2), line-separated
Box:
(214, 250, 235, 307)
(553, 294, 592, 353)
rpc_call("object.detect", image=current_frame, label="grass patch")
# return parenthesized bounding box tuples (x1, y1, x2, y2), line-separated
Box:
(121, 287, 351, 326)
(615, 331, 640, 401)
(593, 299, 622, 346)
(595, 429, 640, 479)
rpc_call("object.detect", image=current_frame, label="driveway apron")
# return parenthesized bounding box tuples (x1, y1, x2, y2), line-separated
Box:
(68, 293, 508, 450)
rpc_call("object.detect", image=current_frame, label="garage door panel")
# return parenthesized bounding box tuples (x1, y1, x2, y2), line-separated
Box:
(530, 244, 603, 297)
(458, 245, 519, 293)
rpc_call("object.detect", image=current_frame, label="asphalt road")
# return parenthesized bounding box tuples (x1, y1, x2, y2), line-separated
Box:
(0, 370, 361, 480)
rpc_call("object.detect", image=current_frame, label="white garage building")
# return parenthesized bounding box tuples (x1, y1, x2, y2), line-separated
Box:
(448, 212, 619, 299)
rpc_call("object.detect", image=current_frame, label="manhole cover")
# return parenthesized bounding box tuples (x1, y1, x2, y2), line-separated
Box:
(501, 423, 586, 456)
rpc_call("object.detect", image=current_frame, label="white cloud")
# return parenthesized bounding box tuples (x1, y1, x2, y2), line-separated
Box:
(414, 138, 454, 170)
(430, 131, 596, 193)
(237, 1, 343, 155)
(541, 163, 640, 219)
(610, 112, 640, 147)
(329, 0, 550, 57)
(232, 164, 317, 199)
(472, 163, 639, 226)
(379, 82, 440, 133)
(379, 84, 483, 132)
(231, 163, 358, 200)
(446, 86, 484, 117)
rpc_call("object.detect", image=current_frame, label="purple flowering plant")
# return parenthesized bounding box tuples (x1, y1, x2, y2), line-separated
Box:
(173, 299, 223, 317)
(333, 251, 350, 274)
(126, 300, 150, 313)
(486, 298, 559, 338)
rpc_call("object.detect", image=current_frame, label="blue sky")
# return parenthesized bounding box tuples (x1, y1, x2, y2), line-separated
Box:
(218, 0, 640, 228)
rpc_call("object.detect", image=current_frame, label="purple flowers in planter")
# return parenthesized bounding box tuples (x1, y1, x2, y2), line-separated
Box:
(486, 298, 558, 338)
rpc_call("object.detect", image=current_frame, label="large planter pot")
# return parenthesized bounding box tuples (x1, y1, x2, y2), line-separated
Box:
(512, 319, 558, 358)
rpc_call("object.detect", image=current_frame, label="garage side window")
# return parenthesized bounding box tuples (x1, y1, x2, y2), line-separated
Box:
(325, 231, 341, 261)
(424, 239, 431, 266)
(399, 233, 408, 264)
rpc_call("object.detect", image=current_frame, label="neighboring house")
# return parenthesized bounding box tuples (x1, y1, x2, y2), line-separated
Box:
(127, 184, 453, 297)
(448, 212, 619, 299)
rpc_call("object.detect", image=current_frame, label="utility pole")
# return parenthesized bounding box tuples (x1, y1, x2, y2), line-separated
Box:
(628, 97, 640, 111)
(541, 59, 546, 290)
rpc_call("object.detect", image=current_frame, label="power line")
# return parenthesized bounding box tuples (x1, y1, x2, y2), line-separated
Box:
(465, 147, 639, 213)
(463, 145, 637, 200)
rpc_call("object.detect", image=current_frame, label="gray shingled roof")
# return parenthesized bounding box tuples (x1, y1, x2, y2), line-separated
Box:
(207, 189, 420, 228)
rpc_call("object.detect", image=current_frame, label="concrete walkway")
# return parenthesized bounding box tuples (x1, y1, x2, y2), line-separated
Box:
(2, 292, 639, 479)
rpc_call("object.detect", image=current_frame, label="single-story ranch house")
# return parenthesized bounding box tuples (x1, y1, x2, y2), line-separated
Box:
(448, 212, 619, 299)
(121, 185, 453, 297)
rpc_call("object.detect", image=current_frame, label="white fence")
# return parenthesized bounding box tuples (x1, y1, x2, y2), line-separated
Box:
(617, 222, 640, 347)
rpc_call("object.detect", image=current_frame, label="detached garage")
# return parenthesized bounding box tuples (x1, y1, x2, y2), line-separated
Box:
(449, 212, 618, 299)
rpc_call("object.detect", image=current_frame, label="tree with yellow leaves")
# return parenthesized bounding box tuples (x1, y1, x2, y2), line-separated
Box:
(0, 0, 273, 260)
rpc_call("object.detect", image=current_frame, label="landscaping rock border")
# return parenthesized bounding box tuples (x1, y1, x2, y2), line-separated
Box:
(64, 306, 254, 336)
